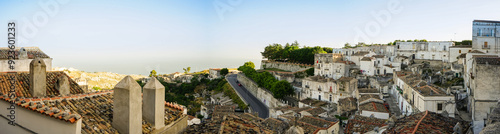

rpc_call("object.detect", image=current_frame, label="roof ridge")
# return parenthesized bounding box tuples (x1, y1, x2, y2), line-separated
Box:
(412, 110, 429, 134)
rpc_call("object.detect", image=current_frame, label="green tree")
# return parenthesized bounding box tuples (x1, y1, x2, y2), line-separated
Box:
(220, 68, 229, 76)
(149, 70, 157, 77)
(243, 61, 255, 69)
(306, 68, 314, 76)
(323, 47, 333, 53)
(92, 86, 101, 91)
(343, 43, 352, 48)
(261, 43, 284, 60)
(183, 67, 191, 74)
(271, 80, 294, 99)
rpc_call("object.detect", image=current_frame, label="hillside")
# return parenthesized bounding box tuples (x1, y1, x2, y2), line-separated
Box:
(53, 67, 147, 90)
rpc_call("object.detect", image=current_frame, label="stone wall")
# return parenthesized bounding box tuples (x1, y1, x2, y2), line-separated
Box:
(261, 60, 313, 72)
(154, 115, 188, 134)
(236, 73, 286, 108)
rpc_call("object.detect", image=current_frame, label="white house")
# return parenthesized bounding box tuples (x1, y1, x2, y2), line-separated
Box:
(472, 20, 500, 54)
(360, 57, 375, 76)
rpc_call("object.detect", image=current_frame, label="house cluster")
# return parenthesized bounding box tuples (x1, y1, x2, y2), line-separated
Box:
(291, 20, 500, 134)
(0, 48, 188, 134)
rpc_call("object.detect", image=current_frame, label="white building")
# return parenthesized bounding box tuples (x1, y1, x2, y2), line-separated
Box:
(351, 51, 375, 67)
(0, 47, 52, 72)
(208, 68, 222, 79)
(360, 57, 375, 76)
(314, 53, 343, 78)
(415, 41, 453, 62)
(449, 45, 473, 63)
(472, 20, 500, 54)
(302, 76, 338, 103)
(469, 57, 500, 134)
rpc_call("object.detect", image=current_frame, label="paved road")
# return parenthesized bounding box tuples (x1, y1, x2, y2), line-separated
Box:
(386, 94, 402, 117)
(226, 74, 269, 118)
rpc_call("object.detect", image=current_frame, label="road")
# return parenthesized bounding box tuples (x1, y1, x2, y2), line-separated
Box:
(226, 74, 269, 118)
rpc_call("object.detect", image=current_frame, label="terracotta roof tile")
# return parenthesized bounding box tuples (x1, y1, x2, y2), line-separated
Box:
(345, 115, 386, 134)
(0, 71, 84, 98)
(385, 111, 470, 134)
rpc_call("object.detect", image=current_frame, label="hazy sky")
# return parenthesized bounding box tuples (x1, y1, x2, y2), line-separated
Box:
(1, 0, 499, 75)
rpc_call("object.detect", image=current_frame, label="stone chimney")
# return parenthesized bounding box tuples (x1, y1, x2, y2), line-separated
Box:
(30, 58, 46, 97)
(19, 47, 28, 60)
(143, 77, 165, 129)
(55, 75, 70, 96)
(113, 76, 142, 134)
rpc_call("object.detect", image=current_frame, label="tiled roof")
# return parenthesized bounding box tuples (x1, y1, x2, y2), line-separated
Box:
(396, 55, 409, 59)
(473, 20, 500, 23)
(219, 114, 273, 134)
(352, 51, 370, 56)
(338, 77, 355, 82)
(304, 75, 335, 82)
(299, 98, 328, 107)
(469, 50, 485, 54)
(262, 118, 288, 133)
(0, 71, 85, 98)
(358, 88, 379, 93)
(475, 57, 500, 65)
(415, 85, 447, 96)
(336, 61, 356, 65)
(450, 45, 472, 48)
(385, 111, 469, 134)
(1, 90, 185, 133)
(304, 107, 326, 117)
(0, 93, 82, 124)
(345, 115, 386, 134)
(458, 53, 467, 58)
(372, 55, 385, 58)
(361, 57, 373, 61)
(359, 94, 382, 103)
(299, 115, 337, 129)
(359, 102, 389, 113)
(0, 47, 50, 59)
(338, 97, 357, 112)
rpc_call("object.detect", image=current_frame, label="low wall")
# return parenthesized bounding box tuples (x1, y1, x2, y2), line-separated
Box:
(154, 115, 188, 134)
(261, 60, 313, 72)
(237, 73, 286, 108)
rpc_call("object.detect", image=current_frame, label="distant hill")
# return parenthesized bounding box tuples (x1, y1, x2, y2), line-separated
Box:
(53, 67, 146, 90)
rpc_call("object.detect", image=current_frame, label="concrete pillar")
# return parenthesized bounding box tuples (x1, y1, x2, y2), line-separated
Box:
(143, 77, 165, 129)
(112, 76, 142, 134)
(30, 58, 46, 98)
(56, 75, 70, 96)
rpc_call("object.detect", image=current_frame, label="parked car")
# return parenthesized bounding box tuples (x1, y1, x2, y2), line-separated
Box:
(238, 83, 242, 86)
(236, 80, 239, 83)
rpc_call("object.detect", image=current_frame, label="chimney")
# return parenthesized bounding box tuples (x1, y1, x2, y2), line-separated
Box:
(143, 77, 165, 129)
(113, 76, 142, 134)
(30, 58, 46, 97)
(19, 47, 28, 60)
(55, 75, 70, 96)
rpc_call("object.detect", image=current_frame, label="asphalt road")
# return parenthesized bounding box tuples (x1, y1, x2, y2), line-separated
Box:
(226, 74, 269, 118)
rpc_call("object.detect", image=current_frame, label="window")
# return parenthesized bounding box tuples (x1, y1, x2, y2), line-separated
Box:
(437, 103, 443, 111)
(459, 50, 461, 53)
(479, 29, 482, 36)
(484, 42, 488, 48)
(469, 50, 471, 52)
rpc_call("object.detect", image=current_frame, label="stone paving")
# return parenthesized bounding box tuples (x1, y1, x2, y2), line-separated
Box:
(385, 94, 402, 116)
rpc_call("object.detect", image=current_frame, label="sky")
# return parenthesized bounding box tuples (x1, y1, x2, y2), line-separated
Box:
(0, 0, 499, 75)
